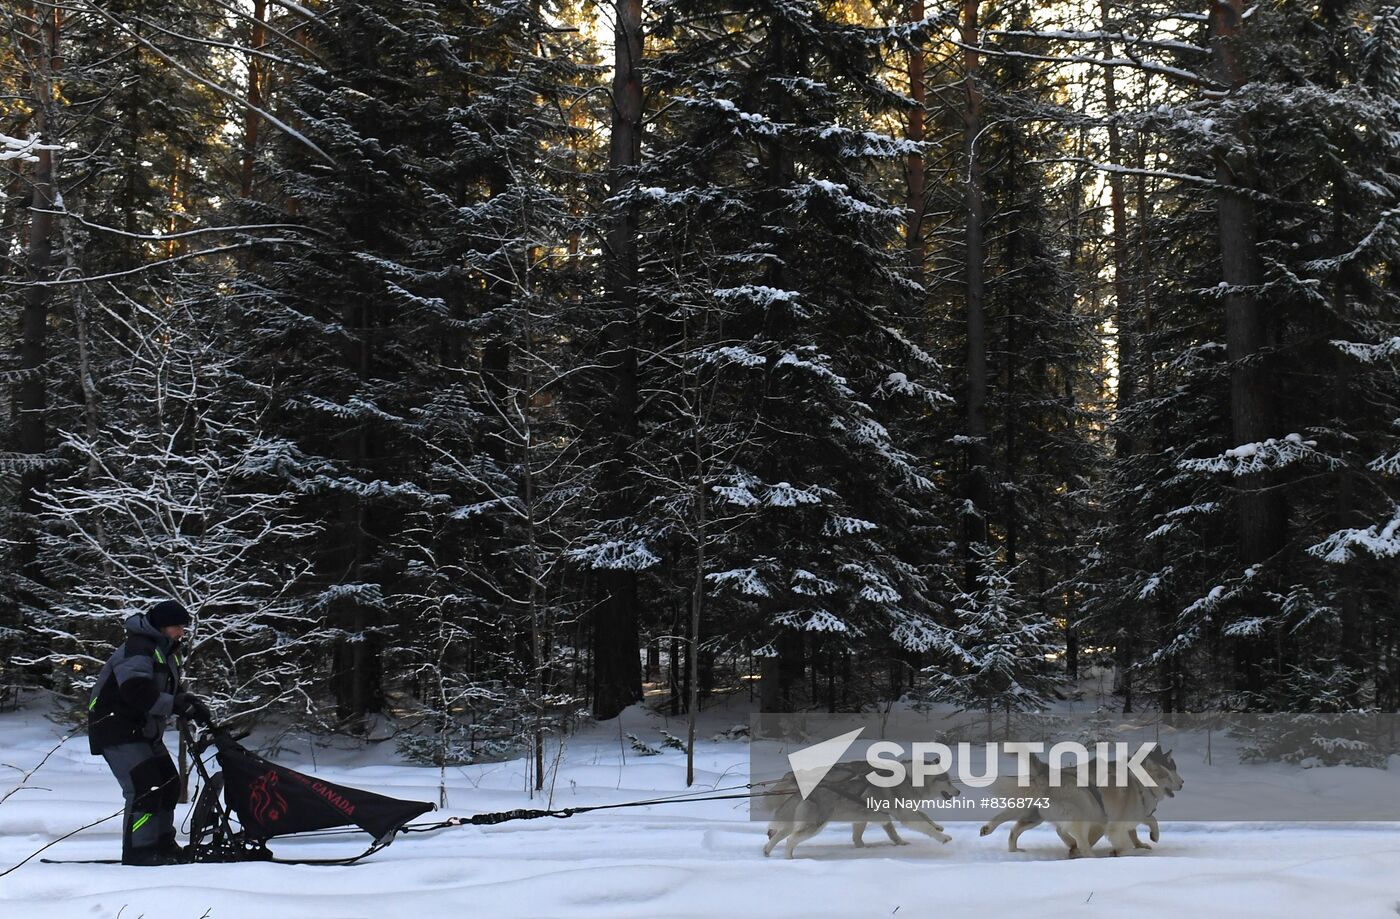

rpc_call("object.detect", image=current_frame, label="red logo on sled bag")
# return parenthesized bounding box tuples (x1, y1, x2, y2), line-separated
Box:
(250, 770, 289, 824)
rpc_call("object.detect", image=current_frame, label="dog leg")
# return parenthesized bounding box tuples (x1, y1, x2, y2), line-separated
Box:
(763, 824, 792, 857)
(979, 806, 1019, 838)
(1066, 822, 1097, 857)
(852, 822, 866, 847)
(784, 822, 823, 859)
(880, 819, 907, 846)
(1131, 828, 1150, 850)
(1106, 822, 1136, 857)
(1008, 811, 1043, 852)
(1147, 815, 1160, 843)
(900, 812, 951, 845)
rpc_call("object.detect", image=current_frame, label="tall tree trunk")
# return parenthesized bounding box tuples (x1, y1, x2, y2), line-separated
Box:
(1102, 0, 1135, 463)
(521, 250, 546, 792)
(905, 0, 926, 277)
(755, 18, 802, 710)
(1211, 0, 1280, 700)
(17, 3, 61, 596)
(1102, 2, 1136, 712)
(759, 654, 780, 712)
(1330, 192, 1363, 698)
(332, 288, 383, 725)
(777, 630, 803, 707)
(1004, 270, 1018, 569)
(329, 16, 390, 724)
(686, 438, 704, 785)
(1060, 124, 1089, 686)
(1135, 133, 1173, 712)
(670, 627, 681, 716)
(593, 0, 645, 720)
(240, 0, 268, 197)
(961, 0, 991, 583)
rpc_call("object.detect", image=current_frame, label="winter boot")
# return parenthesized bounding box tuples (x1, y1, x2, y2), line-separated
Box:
(157, 832, 189, 864)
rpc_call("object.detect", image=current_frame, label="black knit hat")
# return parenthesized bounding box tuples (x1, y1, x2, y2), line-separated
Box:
(147, 599, 191, 629)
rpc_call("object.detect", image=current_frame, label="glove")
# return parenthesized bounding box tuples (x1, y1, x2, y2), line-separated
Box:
(173, 692, 212, 725)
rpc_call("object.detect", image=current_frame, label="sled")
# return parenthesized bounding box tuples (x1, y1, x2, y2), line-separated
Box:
(183, 723, 435, 865)
(34, 724, 766, 870)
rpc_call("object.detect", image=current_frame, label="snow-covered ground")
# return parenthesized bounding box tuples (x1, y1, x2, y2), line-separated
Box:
(2, 699, 1399, 919)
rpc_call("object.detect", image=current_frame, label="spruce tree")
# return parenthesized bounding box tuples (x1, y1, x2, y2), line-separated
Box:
(239, 0, 598, 733)
(634, 0, 952, 707)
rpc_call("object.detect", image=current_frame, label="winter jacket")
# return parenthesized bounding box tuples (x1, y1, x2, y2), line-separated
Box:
(88, 614, 183, 755)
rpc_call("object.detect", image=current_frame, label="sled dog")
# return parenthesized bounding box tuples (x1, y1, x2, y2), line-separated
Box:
(763, 759, 959, 859)
(980, 746, 1183, 857)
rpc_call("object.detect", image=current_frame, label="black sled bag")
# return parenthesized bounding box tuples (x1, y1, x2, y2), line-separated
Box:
(215, 735, 435, 843)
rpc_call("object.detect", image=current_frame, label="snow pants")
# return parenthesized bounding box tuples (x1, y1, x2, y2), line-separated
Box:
(102, 738, 179, 857)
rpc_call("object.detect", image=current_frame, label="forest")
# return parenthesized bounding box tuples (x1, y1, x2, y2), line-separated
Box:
(1, 0, 1397, 762)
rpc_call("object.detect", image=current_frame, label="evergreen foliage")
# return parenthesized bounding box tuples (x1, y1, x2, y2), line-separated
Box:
(0, 0, 1396, 756)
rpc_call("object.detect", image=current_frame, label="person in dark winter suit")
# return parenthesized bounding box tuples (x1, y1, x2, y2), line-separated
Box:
(88, 599, 212, 865)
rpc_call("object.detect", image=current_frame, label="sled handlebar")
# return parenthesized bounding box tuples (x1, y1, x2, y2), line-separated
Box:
(182, 720, 251, 755)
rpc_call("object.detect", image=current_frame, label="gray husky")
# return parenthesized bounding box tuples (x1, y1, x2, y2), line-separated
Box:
(980, 746, 1184, 857)
(763, 759, 959, 859)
